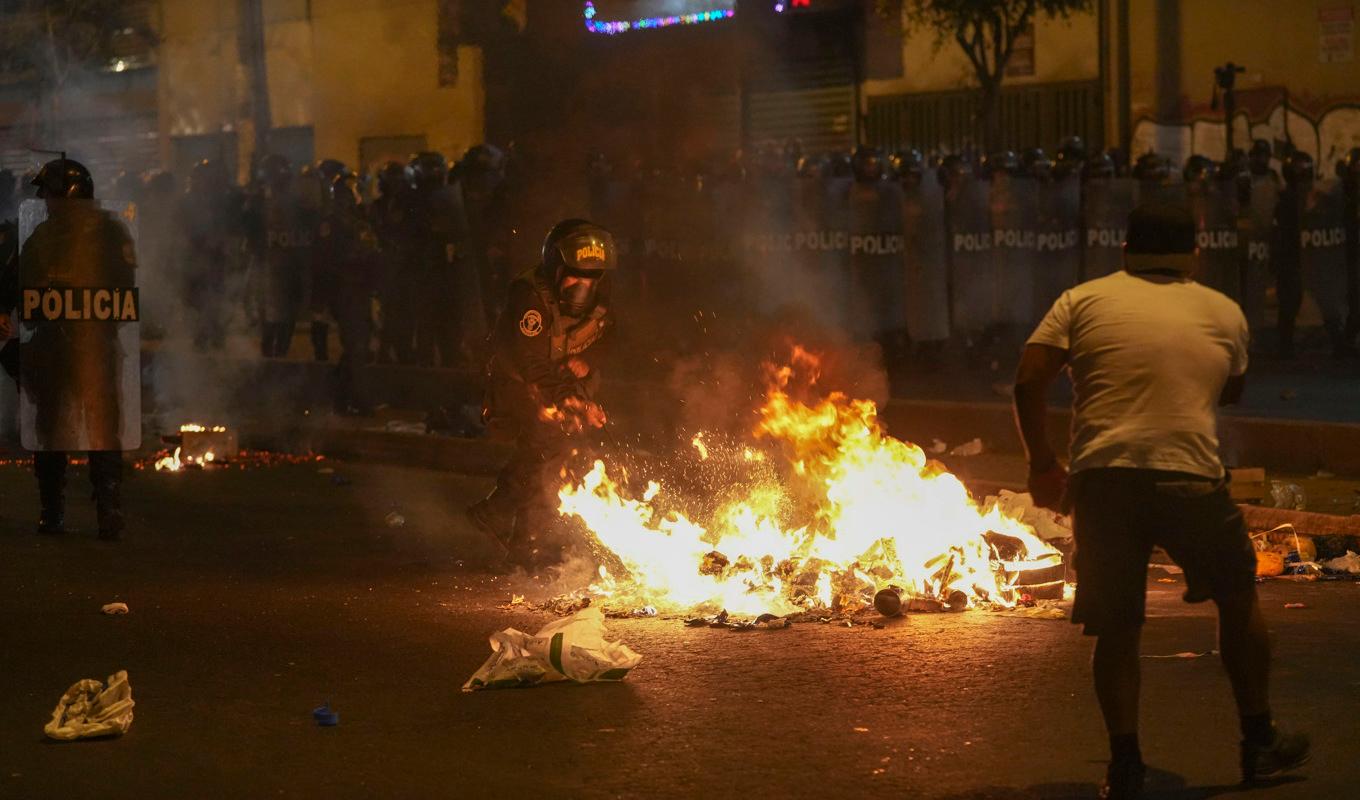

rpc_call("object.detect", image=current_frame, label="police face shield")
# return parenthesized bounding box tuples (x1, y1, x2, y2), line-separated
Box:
(559, 270, 603, 317)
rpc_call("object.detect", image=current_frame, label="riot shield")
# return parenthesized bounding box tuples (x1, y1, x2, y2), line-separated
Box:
(787, 174, 850, 329)
(847, 181, 906, 340)
(1032, 176, 1081, 318)
(902, 172, 949, 344)
(1080, 178, 1138, 281)
(740, 174, 797, 317)
(947, 176, 997, 338)
(1300, 180, 1350, 332)
(1242, 175, 1281, 329)
(1188, 182, 1242, 299)
(990, 175, 1038, 328)
(18, 198, 141, 452)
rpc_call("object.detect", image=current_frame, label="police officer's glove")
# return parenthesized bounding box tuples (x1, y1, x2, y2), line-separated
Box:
(562, 395, 607, 429)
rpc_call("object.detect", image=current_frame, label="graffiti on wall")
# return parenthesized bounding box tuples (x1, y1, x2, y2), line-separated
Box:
(1132, 101, 1360, 173)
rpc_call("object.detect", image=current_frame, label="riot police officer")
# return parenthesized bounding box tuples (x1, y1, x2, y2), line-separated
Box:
(404, 151, 469, 367)
(180, 159, 239, 351)
(460, 144, 512, 331)
(10, 159, 135, 539)
(371, 160, 411, 364)
(317, 173, 380, 413)
(1341, 148, 1360, 354)
(468, 219, 615, 568)
(1275, 151, 1312, 359)
(246, 154, 315, 357)
(1054, 137, 1087, 181)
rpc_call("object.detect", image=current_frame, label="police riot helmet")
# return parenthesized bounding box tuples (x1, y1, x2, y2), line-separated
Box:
(462, 144, 506, 177)
(1183, 154, 1216, 183)
(1057, 136, 1087, 164)
(795, 153, 828, 179)
(331, 173, 363, 211)
(1282, 151, 1315, 186)
(315, 158, 350, 185)
(1081, 151, 1116, 180)
(888, 149, 925, 182)
(32, 158, 94, 200)
(980, 150, 1020, 179)
(376, 160, 408, 197)
(850, 146, 885, 183)
(1248, 139, 1273, 176)
(1021, 147, 1054, 180)
(188, 158, 229, 195)
(256, 153, 293, 190)
(1132, 152, 1171, 182)
(541, 219, 617, 317)
(406, 151, 447, 191)
(827, 152, 852, 179)
(937, 154, 971, 188)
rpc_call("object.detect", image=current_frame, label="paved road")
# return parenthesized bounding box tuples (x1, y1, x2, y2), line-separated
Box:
(1, 460, 1355, 799)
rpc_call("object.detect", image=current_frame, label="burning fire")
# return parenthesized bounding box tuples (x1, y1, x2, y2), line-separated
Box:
(153, 447, 216, 472)
(557, 347, 1061, 616)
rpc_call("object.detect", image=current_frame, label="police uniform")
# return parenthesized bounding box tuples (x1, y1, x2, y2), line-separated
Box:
(315, 175, 380, 412)
(17, 159, 136, 538)
(469, 220, 615, 568)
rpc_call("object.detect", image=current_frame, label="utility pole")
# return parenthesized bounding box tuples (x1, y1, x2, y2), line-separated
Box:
(238, 0, 271, 164)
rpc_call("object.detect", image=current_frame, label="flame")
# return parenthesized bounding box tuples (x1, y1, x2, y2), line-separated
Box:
(180, 424, 227, 433)
(557, 348, 1061, 616)
(691, 434, 709, 461)
(155, 447, 183, 472)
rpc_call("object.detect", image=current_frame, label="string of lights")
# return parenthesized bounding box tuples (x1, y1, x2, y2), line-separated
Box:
(582, 1, 736, 35)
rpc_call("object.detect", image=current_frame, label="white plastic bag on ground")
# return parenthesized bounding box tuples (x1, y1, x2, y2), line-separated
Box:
(44, 670, 134, 741)
(462, 606, 642, 692)
(1322, 551, 1360, 574)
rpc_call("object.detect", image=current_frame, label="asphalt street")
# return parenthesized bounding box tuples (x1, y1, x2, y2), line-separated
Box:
(1, 460, 1356, 799)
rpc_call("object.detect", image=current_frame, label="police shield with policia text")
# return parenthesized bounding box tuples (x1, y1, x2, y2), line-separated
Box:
(7, 158, 140, 539)
(468, 219, 615, 568)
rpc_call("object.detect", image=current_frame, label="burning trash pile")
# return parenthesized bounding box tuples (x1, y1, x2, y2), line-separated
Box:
(554, 347, 1069, 621)
(140, 424, 324, 472)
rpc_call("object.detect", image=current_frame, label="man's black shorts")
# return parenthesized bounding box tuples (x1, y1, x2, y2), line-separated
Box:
(1069, 467, 1257, 636)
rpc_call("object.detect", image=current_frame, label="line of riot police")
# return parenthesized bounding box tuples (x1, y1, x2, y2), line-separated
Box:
(585, 137, 1360, 368)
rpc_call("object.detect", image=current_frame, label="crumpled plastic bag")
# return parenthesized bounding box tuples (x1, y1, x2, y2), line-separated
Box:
(1269, 481, 1307, 511)
(987, 490, 1073, 542)
(44, 670, 135, 741)
(1322, 550, 1360, 574)
(462, 606, 642, 692)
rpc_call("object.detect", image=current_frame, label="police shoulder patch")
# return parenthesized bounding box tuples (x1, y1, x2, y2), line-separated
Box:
(519, 309, 543, 337)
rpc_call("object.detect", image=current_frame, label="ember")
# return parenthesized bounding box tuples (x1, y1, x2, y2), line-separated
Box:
(558, 347, 1064, 616)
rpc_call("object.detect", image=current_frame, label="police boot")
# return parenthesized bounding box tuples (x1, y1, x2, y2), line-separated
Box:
(35, 455, 66, 535)
(93, 480, 125, 541)
(38, 482, 65, 535)
(311, 320, 330, 362)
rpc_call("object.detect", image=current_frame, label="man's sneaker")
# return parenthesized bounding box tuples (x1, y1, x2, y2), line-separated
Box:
(1099, 759, 1146, 800)
(37, 512, 65, 535)
(1242, 726, 1311, 782)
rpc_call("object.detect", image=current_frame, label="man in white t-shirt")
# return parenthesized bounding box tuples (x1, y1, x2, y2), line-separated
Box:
(1012, 202, 1308, 799)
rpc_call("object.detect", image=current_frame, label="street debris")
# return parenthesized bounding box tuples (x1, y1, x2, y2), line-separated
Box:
(44, 671, 134, 741)
(1322, 551, 1360, 574)
(384, 511, 406, 528)
(382, 420, 428, 436)
(312, 703, 339, 726)
(100, 602, 128, 615)
(1269, 482, 1307, 511)
(462, 607, 642, 691)
(1142, 650, 1217, 660)
(929, 439, 948, 455)
(949, 437, 985, 457)
(1284, 603, 1308, 609)
(987, 490, 1073, 542)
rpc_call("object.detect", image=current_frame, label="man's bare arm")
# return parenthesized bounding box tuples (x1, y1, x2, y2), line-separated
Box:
(1012, 344, 1069, 469)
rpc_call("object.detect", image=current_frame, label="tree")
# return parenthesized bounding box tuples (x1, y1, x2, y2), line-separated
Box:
(0, 0, 158, 139)
(878, 0, 1092, 151)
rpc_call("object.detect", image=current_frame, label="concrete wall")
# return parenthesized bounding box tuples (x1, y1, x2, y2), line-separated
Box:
(156, 0, 484, 175)
(1126, 0, 1360, 167)
(863, 10, 1100, 98)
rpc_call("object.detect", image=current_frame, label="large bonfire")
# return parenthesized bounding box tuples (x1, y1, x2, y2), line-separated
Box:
(556, 346, 1062, 617)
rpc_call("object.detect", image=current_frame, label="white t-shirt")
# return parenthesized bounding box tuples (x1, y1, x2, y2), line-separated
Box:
(1027, 270, 1249, 479)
